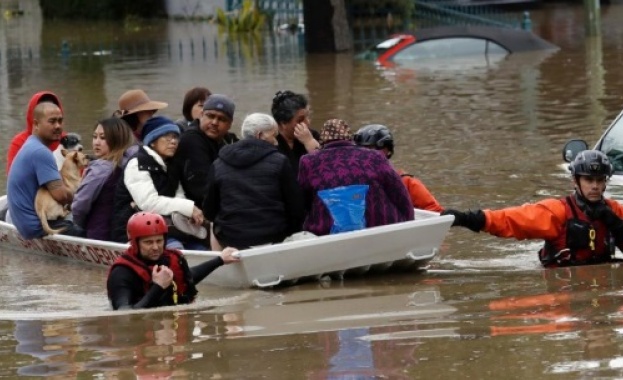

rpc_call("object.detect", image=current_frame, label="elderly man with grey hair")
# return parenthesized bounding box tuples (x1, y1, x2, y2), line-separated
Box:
(203, 113, 304, 249)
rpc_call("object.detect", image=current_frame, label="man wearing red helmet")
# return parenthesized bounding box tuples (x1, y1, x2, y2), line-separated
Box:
(107, 211, 240, 310)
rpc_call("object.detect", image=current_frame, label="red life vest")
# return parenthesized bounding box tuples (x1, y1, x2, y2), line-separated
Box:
(539, 196, 614, 267)
(108, 247, 197, 305)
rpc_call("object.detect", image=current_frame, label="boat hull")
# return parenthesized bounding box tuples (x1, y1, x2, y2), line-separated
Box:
(0, 196, 452, 288)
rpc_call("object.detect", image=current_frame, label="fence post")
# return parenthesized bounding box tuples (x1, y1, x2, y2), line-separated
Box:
(583, 0, 600, 36)
(521, 11, 531, 31)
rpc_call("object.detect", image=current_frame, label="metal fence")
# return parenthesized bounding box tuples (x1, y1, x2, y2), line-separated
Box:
(227, 0, 303, 28)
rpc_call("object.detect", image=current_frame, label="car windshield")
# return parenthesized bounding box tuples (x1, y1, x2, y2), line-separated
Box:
(599, 114, 623, 172)
(392, 37, 509, 61)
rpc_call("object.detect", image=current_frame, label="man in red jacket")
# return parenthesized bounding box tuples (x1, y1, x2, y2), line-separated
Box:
(7, 91, 64, 175)
(442, 150, 623, 267)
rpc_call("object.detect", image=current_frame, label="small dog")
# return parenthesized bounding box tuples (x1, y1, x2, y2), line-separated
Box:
(36, 150, 90, 235)
(53, 132, 83, 170)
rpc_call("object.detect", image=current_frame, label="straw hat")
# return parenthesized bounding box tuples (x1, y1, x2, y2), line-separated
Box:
(116, 89, 168, 116)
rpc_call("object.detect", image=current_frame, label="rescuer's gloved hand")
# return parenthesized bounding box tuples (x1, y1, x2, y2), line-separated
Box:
(441, 209, 486, 232)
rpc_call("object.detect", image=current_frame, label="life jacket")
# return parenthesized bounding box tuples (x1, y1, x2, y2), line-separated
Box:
(539, 196, 614, 267)
(108, 247, 198, 306)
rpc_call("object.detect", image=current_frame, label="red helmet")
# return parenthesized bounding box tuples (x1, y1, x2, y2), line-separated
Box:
(127, 212, 168, 242)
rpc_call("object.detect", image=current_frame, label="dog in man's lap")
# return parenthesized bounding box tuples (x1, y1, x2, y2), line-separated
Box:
(36, 149, 90, 235)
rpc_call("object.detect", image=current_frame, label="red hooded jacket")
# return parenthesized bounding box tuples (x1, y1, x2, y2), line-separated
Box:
(6, 91, 64, 175)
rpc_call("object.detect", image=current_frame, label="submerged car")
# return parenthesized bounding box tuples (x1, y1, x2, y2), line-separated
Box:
(359, 25, 558, 68)
(563, 109, 623, 186)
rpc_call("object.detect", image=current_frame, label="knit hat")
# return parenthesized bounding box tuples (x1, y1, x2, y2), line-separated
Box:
(141, 116, 180, 146)
(320, 119, 352, 145)
(116, 89, 167, 116)
(203, 94, 235, 120)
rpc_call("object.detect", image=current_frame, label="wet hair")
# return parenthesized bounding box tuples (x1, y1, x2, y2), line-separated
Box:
(95, 117, 135, 167)
(241, 113, 278, 139)
(182, 87, 211, 122)
(271, 90, 308, 125)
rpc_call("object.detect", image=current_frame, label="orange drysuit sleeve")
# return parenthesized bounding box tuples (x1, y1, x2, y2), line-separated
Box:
(484, 198, 623, 241)
(483, 198, 567, 240)
(399, 172, 443, 212)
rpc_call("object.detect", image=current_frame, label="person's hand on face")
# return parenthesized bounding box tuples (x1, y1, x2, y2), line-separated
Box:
(294, 123, 313, 143)
(152, 265, 174, 289)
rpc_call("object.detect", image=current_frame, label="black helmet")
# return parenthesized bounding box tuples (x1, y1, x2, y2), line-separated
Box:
(569, 150, 613, 177)
(353, 124, 394, 158)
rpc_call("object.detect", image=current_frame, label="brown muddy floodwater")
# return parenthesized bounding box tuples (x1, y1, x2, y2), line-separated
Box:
(3, 0, 623, 378)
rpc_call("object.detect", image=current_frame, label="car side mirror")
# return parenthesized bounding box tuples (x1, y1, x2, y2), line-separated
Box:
(562, 139, 589, 162)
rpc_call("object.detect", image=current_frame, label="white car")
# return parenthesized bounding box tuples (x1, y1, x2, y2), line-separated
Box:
(564, 110, 623, 192)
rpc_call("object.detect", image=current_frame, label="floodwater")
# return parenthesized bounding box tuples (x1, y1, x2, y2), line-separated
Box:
(3, 0, 623, 378)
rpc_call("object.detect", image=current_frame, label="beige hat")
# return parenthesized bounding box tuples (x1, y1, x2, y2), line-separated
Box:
(115, 89, 168, 116)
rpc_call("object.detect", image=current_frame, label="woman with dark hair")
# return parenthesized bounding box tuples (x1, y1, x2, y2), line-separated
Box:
(176, 87, 211, 132)
(271, 90, 320, 175)
(72, 117, 135, 240)
(113, 89, 168, 140)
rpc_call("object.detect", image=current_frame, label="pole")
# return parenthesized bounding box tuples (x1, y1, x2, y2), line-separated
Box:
(584, 0, 601, 37)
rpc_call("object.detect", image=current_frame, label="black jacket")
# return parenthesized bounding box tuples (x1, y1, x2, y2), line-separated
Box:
(107, 252, 224, 310)
(276, 129, 320, 177)
(110, 146, 181, 243)
(203, 138, 304, 249)
(173, 126, 239, 206)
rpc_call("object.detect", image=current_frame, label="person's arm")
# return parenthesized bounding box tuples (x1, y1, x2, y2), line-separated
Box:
(294, 123, 320, 153)
(202, 165, 219, 222)
(484, 199, 566, 240)
(107, 266, 168, 310)
(124, 159, 195, 217)
(191, 247, 240, 285)
(379, 158, 414, 221)
(44, 179, 73, 205)
(177, 133, 216, 205)
(33, 146, 68, 203)
(401, 174, 444, 213)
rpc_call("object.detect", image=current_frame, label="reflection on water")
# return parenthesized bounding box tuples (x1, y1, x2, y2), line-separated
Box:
(4, 0, 623, 377)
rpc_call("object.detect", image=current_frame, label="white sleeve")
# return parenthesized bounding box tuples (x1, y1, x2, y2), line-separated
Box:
(124, 159, 195, 217)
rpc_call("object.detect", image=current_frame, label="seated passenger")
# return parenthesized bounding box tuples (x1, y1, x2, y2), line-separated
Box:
(113, 89, 168, 140)
(7, 102, 85, 238)
(175, 86, 211, 132)
(354, 124, 444, 212)
(111, 116, 206, 250)
(7, 91, 64, 176)
(203, 113, 304, 249)
(298, 119, 414, 236)
(107, 212, 240, 310)
(271, 90, 320, 176)
(72, 118, 135, 240)
(173, 94, 239, 206)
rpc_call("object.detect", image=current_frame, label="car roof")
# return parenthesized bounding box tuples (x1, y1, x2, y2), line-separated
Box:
(402, 25, 558, 53)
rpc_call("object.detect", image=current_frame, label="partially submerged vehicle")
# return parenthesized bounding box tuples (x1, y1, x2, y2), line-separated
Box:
(563, 109, 623, 187)
(358, 25, 558, 68)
